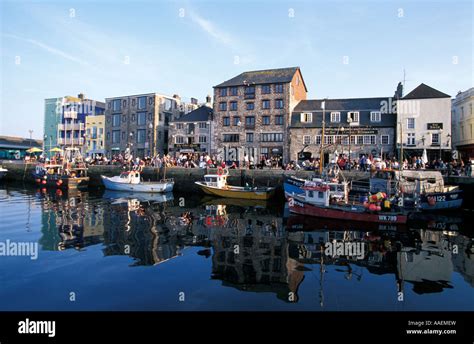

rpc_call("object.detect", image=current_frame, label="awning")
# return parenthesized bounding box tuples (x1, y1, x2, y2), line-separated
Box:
(87, 149, 106, 154)
(111, 147, 120, 151)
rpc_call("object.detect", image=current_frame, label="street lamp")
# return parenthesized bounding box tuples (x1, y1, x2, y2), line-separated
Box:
(439, 129, 443, 160)
(347, 117, 353, 170)
(148, 123, 154, 157)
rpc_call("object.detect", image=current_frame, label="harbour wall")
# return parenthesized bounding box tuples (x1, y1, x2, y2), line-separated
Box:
(2, 162, 474, 207)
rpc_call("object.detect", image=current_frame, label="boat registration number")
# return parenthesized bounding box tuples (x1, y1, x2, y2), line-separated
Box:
(378, 215, 397, 222)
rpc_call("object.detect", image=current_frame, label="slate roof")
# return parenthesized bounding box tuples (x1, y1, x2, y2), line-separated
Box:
(214, 67, 307, 90)
(0, 136, 43, 149)
(173, 106, 213, 122)
(402, 83, 450, 99)
(291, 97, 396, 128)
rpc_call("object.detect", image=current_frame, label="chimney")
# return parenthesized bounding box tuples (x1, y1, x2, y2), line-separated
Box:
(173, 94, 181, 101)
(191, 97, 198, 105)
(393, 82, 403, 99)
(206, 95, 211, 104)
(78, 93, 85, 100)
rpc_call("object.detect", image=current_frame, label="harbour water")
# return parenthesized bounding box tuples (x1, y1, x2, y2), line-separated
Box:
(0, 183, 473, 311)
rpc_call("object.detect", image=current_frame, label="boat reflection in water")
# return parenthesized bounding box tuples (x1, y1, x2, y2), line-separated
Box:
(36, 188, 473, 307)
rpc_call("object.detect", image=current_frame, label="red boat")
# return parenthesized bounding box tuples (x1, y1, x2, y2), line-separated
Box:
(288, 181, 408, 225)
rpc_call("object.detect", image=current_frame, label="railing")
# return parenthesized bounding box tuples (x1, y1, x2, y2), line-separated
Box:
(58, 123, 85, 131)
(63, 111, 78, 119)
(58, 138, 84, 145)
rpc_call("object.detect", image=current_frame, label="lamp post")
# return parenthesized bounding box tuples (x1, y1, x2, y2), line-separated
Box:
(347, 117, 352, 170)
(148, 123, 154, 157)
(439, 129, 443, 160)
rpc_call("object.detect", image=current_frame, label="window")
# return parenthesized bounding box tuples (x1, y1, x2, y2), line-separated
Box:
(112, 99, 121, 111)
(138, 96, 147, 110)
(176, 123, 184, 130)
(348, 112, 359, 124)
(275, 115, 283, 125)
(223, 117, 230, 126)
(350, 135, 356, 145)
(261, 133, 283, 142)
(303, 135, 311, 145)
(233, 116, 241, 126)
(381, 135, 390, 145)
(199, 136, 207, 143)
(261, 85, 271, 94)
(230, 87, 238, 96)
(275, 84, 284, 93)
(262, 100, 271, 109)
(198, 122, 208, 129)
(363, 135, 376, 145)
(262, 116, 270, 125)
(136, 129, 146, 143)
(244, 86, 255, 99)
(123, 132, 127, 140)
(330, 112, 341, 123)
(300, 113, 312, 123)
(324, 136, 334, 144)
(275, 99, 284, 109)
(106, 132, 110, 141)
(407, 118, 415, 129)
(219, 102, 227, 111)
(112, 114, 121, 127)
(370, 111, 381, 122)
(220, 88, 227, 97)
(246, 102, 254, 110)
(246, 133, 254, 143)
(431, 133, 440, 145)
(308, 190, 314, 198)
(356, 136, 363, 145)
(245, 116, 255, 128)
(112, 130, 120, 143)
(407, 133, 415, 145)
(315, 135, 322, 145)
(137, 112, 146, 125)
(175, 136, 184, 144)
(230, 101, 238, 111)
(223, 134, 240, 142)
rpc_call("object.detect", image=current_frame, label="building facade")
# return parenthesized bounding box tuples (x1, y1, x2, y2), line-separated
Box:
(104, 93, 187, 158)
(396, 84, 452, 161)
(290, 98, 397, 163)
(452, 87, 474, 160)
(85, 114, 106, 157)
(58, 94, 105, 154)
(213, 67, 307, 165)
(168, 106, 214, 156)
(0, 136, 43, 160)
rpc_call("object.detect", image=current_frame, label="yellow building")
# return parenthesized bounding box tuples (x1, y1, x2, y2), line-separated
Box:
(85, 115, 106, 157)
(452, 88, 474, 160)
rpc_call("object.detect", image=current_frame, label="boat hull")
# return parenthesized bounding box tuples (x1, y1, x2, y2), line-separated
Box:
(419, 190, 463, 210)
(283, 175, 306, 198)
(34, 174, 89, 189)
(288, 197, 408, 224)
(101, 175, 174, 193)
(195, 182, 275, 200)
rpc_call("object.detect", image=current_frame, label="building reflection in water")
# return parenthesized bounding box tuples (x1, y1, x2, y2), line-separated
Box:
(38, 190, 474, 303)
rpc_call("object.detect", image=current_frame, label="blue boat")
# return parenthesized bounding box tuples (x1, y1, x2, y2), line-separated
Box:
(419, 189, 463, 210)
(283, 175, 307, 198)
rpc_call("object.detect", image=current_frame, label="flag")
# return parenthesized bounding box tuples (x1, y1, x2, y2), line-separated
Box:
(321, 101, 325, 110)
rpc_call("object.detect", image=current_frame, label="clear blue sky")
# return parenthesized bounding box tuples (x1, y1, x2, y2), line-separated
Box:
(1, 0, 472, 139)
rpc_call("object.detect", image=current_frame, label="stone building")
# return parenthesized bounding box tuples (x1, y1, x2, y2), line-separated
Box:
(396, 83, 451, 161)
(168, 105, 214, 156)
(451, 87, 474, 160)
(104, 93, 187, 158)
(290, 97, 397, 163)
(213, 67, 307, 165)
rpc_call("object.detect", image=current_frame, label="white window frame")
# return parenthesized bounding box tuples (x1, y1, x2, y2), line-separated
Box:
(370, 111, 381, 122)
(407, 132, 415, 146)
(330, 112, 341, 123)
(175, 136, 185, 144)
(315, 135, 322, 145)
(198, 135, 207, 143)
(431, 133, 440, 145)
(348, 111, 359, 125)
(381, 135, 390, 145)
(407, 118, 415, 130)
(300, 113, 313, 123)
(303, 135, 311, 145)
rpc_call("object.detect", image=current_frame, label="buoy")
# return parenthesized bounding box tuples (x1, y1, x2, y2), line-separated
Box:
(35, 178, 41, 183)
(217, 167, 223, 176)
(57, 179, 63, 185)
(376, 205, 382, 211)
(369, 204, 377, 211)
(42, 180, 47, 185)
(363, 202, 369, 208)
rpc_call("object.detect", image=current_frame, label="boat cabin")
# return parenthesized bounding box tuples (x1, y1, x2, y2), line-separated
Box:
(370, 169, 446, 195)
(119, 171, 142, 184)
(303, 181, 349, 207)
(203, 174, 228, 189)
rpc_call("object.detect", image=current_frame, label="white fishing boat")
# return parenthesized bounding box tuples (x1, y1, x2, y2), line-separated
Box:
(0, 167, 8, 180)
(101, 170, 174, 193)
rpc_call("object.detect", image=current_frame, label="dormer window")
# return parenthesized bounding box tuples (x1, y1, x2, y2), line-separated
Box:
(348, 112, 359, 125)
(301, 112, 313, 123)
(330, 112, 341, 123)
(370, 111, 381, 122)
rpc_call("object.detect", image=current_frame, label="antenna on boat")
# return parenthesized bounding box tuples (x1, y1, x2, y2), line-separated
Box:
(319, 99, 327, 175)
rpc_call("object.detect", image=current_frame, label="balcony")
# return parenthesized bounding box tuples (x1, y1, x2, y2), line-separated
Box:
(58, 123, 85, 131)
(58, 137, 84, 145)
(63, 111, 78, 119)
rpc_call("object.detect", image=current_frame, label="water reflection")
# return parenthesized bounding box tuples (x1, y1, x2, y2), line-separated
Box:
(35, 188, 473, 305)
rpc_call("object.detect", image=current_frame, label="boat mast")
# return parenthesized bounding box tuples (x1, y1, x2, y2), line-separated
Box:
(319, 100, 326, 175)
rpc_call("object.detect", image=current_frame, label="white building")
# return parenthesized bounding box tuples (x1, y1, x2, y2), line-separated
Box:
(452, 87, 474, 160)
(396, 83, 451, 161)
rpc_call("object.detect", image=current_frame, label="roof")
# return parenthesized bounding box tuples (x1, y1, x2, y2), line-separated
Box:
(291, 97, 396, 128)
(0, 136, 43, 149)
(173, 106, 213, 123)
(214, 67, 307, 90)
(402, 83, 450, 100)
(294, 97, 391, 112)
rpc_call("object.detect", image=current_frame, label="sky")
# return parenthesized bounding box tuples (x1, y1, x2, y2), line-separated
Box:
(0, 0, 472, 139)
